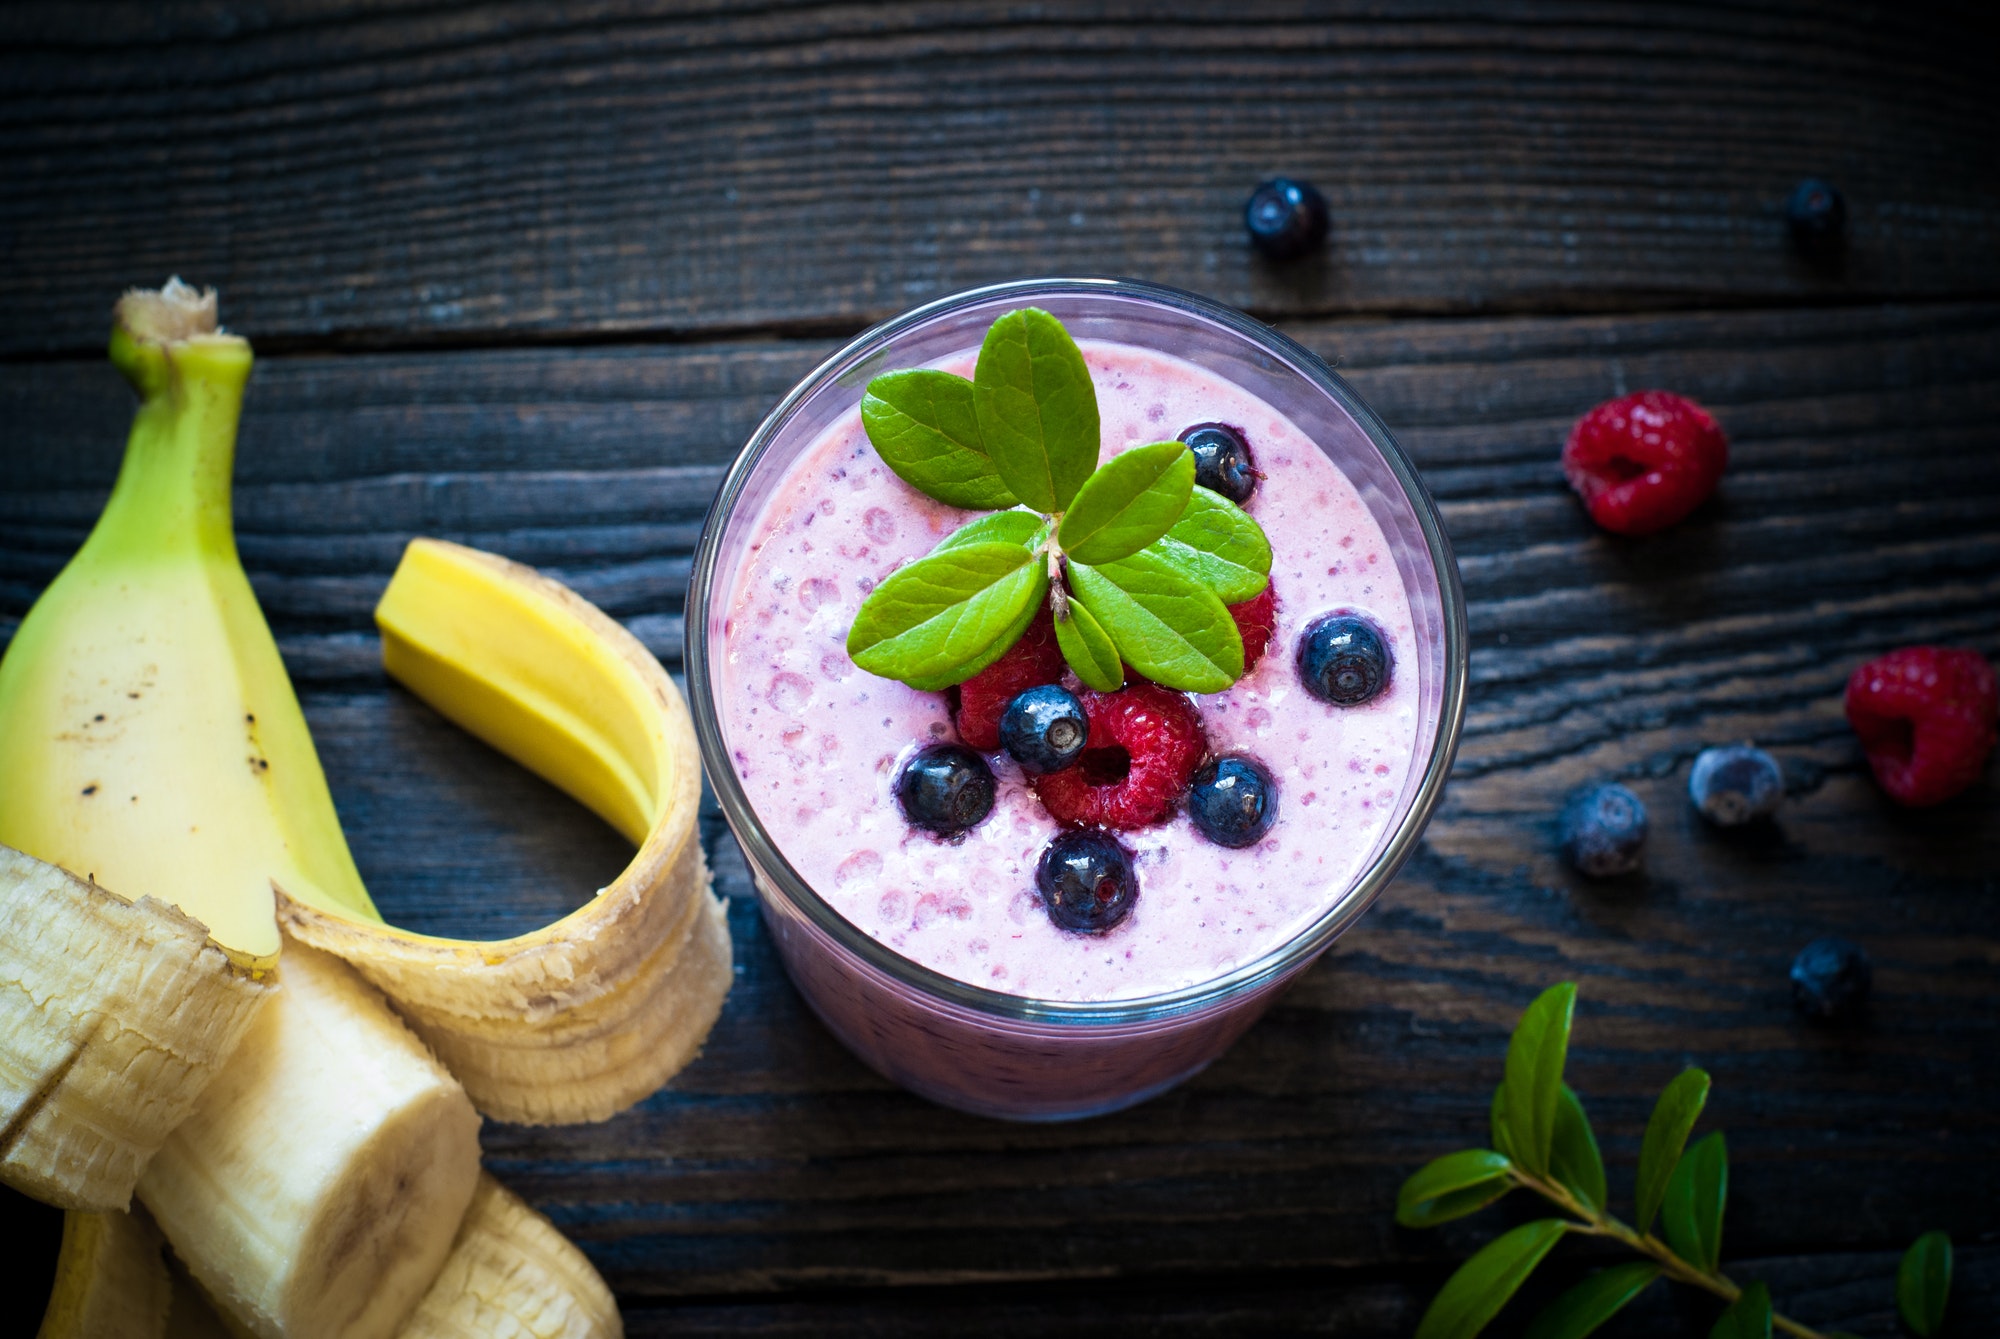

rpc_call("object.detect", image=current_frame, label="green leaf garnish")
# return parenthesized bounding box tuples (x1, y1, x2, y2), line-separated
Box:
(1154, 485, 1272, 604)
(1056, 440, 1194, 565)
(1897, 1230, 1952, 1337)
(1054, 597, 1123, 692)
(1069, 548, 1242, 692)
(1708, 1281, 1771, 1339)
(1549, 1084, 1606, 1213)
(973, 308, 1099, 513)
(861, 369, 1018, 510)
(1415, 1219, 1568, 1339)
(845, 540, 1047, 691)
(1524, 1262, 1660, 1339)
(1661, 1131, 1727, 1273)
(1635, 1068, 1710, 1235)
(1503, 982, 1577, 1178)
(845, 307, 1271, 694)
(1395, 1148, 1516, 1229)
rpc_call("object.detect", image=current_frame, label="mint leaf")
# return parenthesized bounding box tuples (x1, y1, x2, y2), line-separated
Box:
(1635, 1068, 1710, 1235)
(1056, 441, 1194, 565)
(931, 509, 1047, 554)
(1415, 1219, 1569, 1339)
(974, 307, 1099, 513)
(1395, 1149, 1515, 1229)
(1897, 1231, 1952, 1337)
(847, 541, 1047, 690)
(1055, 598, 1123, 692)
(1661, 1131, 1727, 1273)
(1708, 1281, 1771, 1339)
(1154, 485, 1272, 604)
(1503, 983, 1577, 1178)
(1069, 548, 1242, 693)
(1549, 1084, 1607, 1213)
(862, 369, 1018, 510)
(1524, 1262, 1660, 1339)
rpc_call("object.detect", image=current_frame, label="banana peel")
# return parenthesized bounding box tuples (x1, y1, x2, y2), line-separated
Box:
(37, 1208, 173, 1339)
(278, 540, 731, 1127)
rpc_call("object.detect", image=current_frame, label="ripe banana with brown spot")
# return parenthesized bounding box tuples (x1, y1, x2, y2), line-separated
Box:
(1, 845, 271, 1213)
(278, 539, 731, 1126)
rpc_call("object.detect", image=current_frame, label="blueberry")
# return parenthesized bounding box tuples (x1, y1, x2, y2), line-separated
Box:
(1297, 612, 1392, 706)
(895, 744, 995, 837)
(1790, 937, 1871, 1021)
(1188, 755, 1277, 848)
(1180, 423, 1257, 503)
(1688, 744, 1783, 826)
(1786, 177, 1846, 246)
(1559, 783, 1647, 877)
(999, 684, 1088, 775)
(1035, 829, 1138, 933)
(1244, 177, 1330, 262)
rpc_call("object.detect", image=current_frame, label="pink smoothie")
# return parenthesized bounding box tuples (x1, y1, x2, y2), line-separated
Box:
(715, 341, 1419, 1003)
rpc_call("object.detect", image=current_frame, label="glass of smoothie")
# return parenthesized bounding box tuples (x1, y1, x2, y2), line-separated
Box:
(687, 278, 1465, 1120)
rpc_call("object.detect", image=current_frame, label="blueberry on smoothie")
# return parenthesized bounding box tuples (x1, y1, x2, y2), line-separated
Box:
(1559, 782, 1647, 877)
(1244, 177, 1330, 261)
(1180, 423, 1257, 503)
(1790, 937, 1871, 1021)
(1035, 829, 1138, 933)
(999, 684, 1089, 775)
(1188, 755, 1277, 848)
(896, 744, 996, 837)
(1688, 744, 1783, 826)
(1297, 612, 1392, 706)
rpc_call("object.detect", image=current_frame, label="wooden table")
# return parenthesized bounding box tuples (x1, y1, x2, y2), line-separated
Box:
(4, 4, 1995, 1333)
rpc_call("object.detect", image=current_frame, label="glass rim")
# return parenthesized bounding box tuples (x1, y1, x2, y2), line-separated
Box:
(685, 276, 1468, 1027)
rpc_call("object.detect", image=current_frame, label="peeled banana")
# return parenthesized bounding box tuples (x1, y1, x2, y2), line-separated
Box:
(1, 845, 270, 1212)
(37, 1208, 172, 1339)
(401, 1173, 622, 1338)
(280, 540, 730, 1125)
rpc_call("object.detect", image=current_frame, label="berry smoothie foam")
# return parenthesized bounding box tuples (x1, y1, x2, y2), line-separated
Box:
(715, 341, 1418, 1002)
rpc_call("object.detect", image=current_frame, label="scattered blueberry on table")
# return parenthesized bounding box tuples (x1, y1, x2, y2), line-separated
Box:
(895, 743, 996, 837)
(1243, 177, 1329, 261)
(1187, 755, 1278, 848)
(1559, 782, 1648, 877)
(1787, 176, 1847, 251)
(1036, 828, 1138, 932)
(1689, 744, 1784, 826)
(1791, 936, 1872, 1020)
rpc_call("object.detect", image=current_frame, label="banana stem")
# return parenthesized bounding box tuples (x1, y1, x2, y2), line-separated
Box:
(1511, 1169, 1828, 1339)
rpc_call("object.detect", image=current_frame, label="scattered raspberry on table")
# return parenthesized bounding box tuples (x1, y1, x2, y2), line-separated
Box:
(1562, 390, 1728, 536)
(1844, 646, 1998, 807)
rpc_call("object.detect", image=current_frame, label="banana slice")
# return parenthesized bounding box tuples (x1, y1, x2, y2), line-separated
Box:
(139, 940, 482, 1339)
(279, 540, 731, 1126)
(400, 1174, 620, 1338)
(38, 1209, 172, 1339)
(1, 846, 271, 1212)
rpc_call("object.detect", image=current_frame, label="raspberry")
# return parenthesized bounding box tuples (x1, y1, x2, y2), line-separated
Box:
(1844, 646, 1997, 807)
(1562, 390, 1727, 536)
(953, 610, 1067, 751)
(1032, 684, 1207, 829)
(1229, 584, 1278, 674)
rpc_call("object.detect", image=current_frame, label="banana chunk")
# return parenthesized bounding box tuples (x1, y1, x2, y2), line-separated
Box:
(139, 940, 482, 1339)
(37, 1209, 172, 1339)
(1, 847, 271, 1212)
(280, 541, 732, 1126)
(400, 1174, 620, 1338)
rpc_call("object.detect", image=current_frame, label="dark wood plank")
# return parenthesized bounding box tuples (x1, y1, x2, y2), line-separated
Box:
(4, 1, 1999, 355)
(3, 303, 1992, 1308)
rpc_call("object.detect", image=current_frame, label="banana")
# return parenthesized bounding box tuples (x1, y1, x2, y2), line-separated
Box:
(400, 1173, 621, 1338)
(1, 845, 270, 1212)
(37, 1208, 171, 1339)
(278, 539, 730, 1126)
(0, 282, 481, 1339)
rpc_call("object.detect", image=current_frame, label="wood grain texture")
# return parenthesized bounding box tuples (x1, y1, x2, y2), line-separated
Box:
(3, 303, 1994, 1314)
(3, 1, 1999, 355)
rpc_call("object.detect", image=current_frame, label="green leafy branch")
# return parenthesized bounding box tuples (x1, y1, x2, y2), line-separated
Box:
(846, 307, 1271, 694)
(1397, 983, 1956, 1339)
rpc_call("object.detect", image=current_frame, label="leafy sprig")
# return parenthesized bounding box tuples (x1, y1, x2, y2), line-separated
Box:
(1397, 983, 1954, 1339)
(846, 308, 1271, 694)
